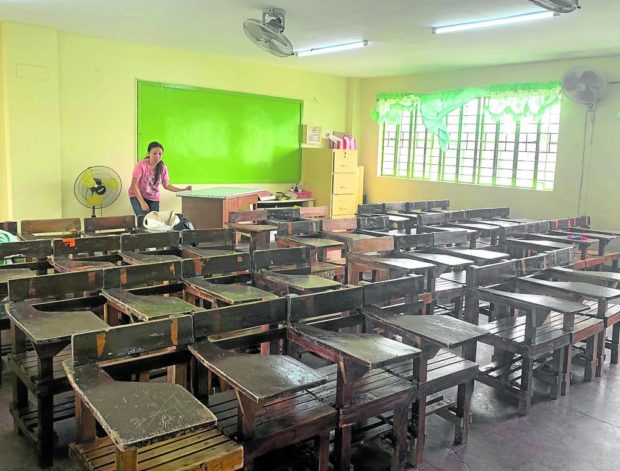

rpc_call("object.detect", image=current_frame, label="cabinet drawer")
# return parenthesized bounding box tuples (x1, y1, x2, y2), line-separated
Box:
(332, 150, 358, 172)
(331, 194, 357, 216)
(332, 173, 357, 194)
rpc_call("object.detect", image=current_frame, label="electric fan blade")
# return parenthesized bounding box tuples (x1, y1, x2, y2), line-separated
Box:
(101, 175, 119, 189)
(84, 193, 104, 207)
(80, 168, 98, 188)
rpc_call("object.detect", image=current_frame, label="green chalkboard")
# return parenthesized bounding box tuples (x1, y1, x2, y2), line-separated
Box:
(137, 81, 302, 184)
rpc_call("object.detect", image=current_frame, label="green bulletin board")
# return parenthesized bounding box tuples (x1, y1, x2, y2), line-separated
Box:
(137, 81, 303, 184)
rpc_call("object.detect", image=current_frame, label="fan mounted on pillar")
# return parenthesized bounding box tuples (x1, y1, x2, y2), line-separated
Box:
(74, 166, 122, 217)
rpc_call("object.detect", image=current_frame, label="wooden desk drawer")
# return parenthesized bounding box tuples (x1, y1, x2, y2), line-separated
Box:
(332, 173, 357, 194)
(331, 194, 357, 216)
(332, 150, 358, 172)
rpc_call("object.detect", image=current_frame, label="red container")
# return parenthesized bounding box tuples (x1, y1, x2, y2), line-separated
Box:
(296, 191, 312, 199)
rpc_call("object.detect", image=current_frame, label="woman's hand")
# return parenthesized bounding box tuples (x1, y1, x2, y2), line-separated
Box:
(140, 201, 149, 212)
(184, 185, 192, 191)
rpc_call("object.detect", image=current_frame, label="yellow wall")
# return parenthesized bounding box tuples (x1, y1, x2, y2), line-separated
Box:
(0, 23, 63, 220)
(1, 22, 350, 220)
(360, 55, 620, 230)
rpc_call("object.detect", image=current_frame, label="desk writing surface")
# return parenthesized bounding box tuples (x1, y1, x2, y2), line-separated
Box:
(506, 238, 573, 250)
(102, 288, 198, 321)
(8, 302, 108, 344)
(0, 268, 36, 283)
(66, 363, 215, 450)
(184, 277, 278, 304)
(293, 324, 420, 368)
(439, 248, 509, 263)
(552, 230, 617, 241)
(477, 288, 589, 314)
(549, 267, 620, 284)
(401, 252, 472, 269)
(355, 255, 435, 272)
(177, 187, 262, 199)
(367, 310, 488, 348)
(518, 278, 620, 301)
(261, 270, 341, 291)
(189, 340, 326, 403)
(281, 236, 343, 249)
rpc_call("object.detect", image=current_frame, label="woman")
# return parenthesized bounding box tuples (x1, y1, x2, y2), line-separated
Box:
(128, 141, 192, 218)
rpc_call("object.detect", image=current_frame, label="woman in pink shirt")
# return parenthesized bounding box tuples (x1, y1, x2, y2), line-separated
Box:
(128, 141, 192, 218)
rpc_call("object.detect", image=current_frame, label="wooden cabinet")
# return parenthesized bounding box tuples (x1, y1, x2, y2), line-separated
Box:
(301, 149, 362, 218)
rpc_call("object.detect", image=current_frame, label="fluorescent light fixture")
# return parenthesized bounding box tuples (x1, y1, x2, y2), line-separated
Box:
(433, 11, 555, 34)
(295, 40, 368, 57)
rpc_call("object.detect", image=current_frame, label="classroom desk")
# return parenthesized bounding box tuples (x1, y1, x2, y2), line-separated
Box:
(177, 187, 263, 229)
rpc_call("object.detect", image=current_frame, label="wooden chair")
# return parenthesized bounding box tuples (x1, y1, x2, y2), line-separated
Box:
(361, 277, 487, 467)
(252, 247, 342, 295)
(321, 217, 394, 256)
(529, 267, 620, 379)
(6, 270, 106, 467)
(82, 215, 136, 236)
(287, 286, 420, 470)
(228, 208, 304, 252)
(20, 217, 81, 240)
(180, 228, 237, 259)
(275, 219, 345, 280)
(50, 235, 121, 272)
(119, 231, 182, 264)
(102, 260, 202, 324)
(65, 317, 243, 471)
(183, 252, 277, 308)
(190, 299, 335, 470)
(463, 249, 600, 415)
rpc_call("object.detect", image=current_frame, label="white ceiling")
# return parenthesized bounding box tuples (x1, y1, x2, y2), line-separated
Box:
(0, 0, 618, 77)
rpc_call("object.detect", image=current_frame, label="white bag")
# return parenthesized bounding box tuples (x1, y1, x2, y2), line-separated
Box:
(142, 210, 180, 232)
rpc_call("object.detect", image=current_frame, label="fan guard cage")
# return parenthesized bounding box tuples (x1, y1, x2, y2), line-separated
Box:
(529, 0, 580, 13)
(74, 166, 122, 214)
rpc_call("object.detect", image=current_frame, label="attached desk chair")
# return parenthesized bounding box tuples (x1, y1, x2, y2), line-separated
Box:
(190, 299, 334, 471)
(65, 317, 243, 471)
(361, 278, 487, 467)
(82, 215, 136, 237)
(19, 217, 82, 240)
(6, 270, 106, 467)
(119, 231, 183, 264)
(288, 286, 421, 471)
(180, 227, 238, 259)
(49, 235, 121, 273)
(252, 247, 342, 296)
(183, 252, 277, 308)
(102, 260, 202, 324)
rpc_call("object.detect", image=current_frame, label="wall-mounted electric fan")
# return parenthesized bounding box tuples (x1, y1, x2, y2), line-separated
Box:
(74, 166, 122, 217)
(243, 8, 294, 57)
(561, 66, 607, 111)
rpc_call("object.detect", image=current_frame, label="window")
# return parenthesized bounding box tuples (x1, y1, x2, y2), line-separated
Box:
(379, 96, 561, 191)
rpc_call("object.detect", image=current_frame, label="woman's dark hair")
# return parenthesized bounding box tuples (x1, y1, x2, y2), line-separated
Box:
(144, 141, 165, 182)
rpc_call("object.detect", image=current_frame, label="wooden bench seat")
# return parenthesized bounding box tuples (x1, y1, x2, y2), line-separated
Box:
(308, 363, 415, 420)
(70, 426, 242, 471)
(7, 346, 71, 394)
(206, 389, 336, 459)
(385, 350, 478, 396)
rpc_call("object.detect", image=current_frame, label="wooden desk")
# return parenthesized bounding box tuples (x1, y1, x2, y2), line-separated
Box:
(177, 187, 262, 229)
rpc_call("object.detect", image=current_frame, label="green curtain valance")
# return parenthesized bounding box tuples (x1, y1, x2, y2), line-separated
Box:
(371, 81, 561, 151)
